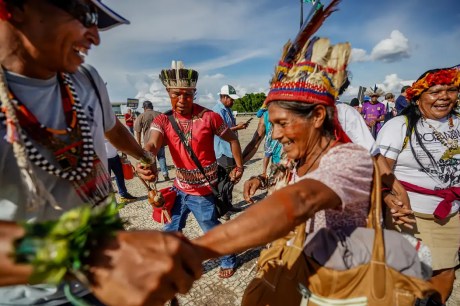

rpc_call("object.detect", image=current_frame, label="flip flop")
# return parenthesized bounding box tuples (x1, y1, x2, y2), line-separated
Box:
(218, 267, 235, 279)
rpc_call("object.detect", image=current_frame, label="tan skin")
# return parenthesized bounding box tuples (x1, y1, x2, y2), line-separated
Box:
(137, 88, 244, 183)
(241, 109, 414, 228)
(385, 84, 459, 304)
(220, 94, 248, 131)
(365, 95, 385, 127)
(193, 104, 345, 258)
(0, 1, 202, 305)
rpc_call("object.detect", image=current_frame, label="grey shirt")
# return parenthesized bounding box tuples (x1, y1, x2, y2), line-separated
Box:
(0, 65, 116, 305)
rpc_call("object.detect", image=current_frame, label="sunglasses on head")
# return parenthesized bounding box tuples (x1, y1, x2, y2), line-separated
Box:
(47, 0, 98, 28)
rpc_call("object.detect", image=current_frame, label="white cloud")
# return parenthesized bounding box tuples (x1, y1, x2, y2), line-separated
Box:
(375, 74, 415, 94)
(350, 30, 410, 63)
(371, 30, 410, 62)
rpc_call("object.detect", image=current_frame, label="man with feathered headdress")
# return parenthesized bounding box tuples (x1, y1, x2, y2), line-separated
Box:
(362, 85, 386, 138)
(139, 61, 243, 278)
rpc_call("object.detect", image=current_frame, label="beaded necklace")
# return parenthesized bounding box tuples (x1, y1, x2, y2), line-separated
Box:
(423, 115, 460, 160)
(0, 73, 95, 181)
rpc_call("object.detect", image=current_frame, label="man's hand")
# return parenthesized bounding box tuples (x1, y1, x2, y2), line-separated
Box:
(89, 231, 202, 306)
(243, 177, 262, 203)
(135, 162, 158, 182)
(229, 167, 243, 184)
(235, 122, 248, 130)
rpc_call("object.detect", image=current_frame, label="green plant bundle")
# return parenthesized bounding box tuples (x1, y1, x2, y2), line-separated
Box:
(14, 195, 124, 285)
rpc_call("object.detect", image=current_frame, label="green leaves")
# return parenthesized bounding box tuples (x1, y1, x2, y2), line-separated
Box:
(232, 92, 267, 113)
(14, 194, 124, 285)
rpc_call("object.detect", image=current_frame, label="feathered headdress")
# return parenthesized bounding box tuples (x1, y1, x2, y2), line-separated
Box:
(159, 60, 198, 89)
(364, 85, 385, 97)
(406, 67, 460, 102)
(265, 0, 351, 142)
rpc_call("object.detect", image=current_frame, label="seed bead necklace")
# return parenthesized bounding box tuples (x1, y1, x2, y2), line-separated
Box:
(0, 73, 95, 181)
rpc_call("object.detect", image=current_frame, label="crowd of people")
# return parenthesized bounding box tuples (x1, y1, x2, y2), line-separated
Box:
(0, 1, 458, 306)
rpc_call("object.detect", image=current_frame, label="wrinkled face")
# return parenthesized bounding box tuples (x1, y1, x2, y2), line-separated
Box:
(418, 84, 459, 119)
(12, 0, 100, 78)
(168, 88, 196, 115)
(268, 104, 314, 161)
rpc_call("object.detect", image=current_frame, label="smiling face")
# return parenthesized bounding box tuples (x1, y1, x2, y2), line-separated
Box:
(418, 84, 459, 119)
(268, 103, 316, 161)
(4, 0, 100, 78)
(167, 88, 196, 115)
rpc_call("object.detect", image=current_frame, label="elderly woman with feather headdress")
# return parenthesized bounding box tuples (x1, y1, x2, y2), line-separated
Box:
(191, 0, 436, 304)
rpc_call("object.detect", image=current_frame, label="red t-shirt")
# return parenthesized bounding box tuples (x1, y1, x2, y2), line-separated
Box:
(151, 105, 228, 195)
(124, 113, 134, 127)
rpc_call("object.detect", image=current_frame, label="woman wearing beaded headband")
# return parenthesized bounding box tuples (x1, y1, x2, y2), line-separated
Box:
(0, 1, 201, 305)
(377, 66, 460, 304)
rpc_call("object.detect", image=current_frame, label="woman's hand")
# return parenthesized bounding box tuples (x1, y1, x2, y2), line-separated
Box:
(243, 177, 262, 203)
(383, 190, 415, 229)
(88, 231, 202, 306)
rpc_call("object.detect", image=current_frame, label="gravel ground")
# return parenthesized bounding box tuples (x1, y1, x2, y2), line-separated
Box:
(117, 117, 459, 306)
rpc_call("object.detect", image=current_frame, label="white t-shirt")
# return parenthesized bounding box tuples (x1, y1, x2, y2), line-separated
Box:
(381, 100, 395, 112)
(376, 115, 460, 214)
(0, 65, 116, 305)
(336, 103, 379, 156)
(105, 139, 118, 159)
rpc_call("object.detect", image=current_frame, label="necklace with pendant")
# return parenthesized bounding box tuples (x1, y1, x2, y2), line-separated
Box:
(423, 115, 459, 160)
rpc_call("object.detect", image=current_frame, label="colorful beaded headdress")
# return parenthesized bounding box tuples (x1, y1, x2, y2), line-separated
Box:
(159, 60, 199, 89)
(265, 0, 349, 107)
(265, 0, 351, 142)
(406, 67, 460, 102)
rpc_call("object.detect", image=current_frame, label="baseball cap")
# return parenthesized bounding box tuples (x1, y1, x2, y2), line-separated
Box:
(91, 0, 130, 31)
(219, 85, 240, 100)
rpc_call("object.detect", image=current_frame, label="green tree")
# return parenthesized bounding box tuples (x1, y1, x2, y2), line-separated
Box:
(232, 92, 266, 113)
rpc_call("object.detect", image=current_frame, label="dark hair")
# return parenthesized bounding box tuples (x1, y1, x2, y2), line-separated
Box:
(269, 101, 335, 138)
(400, 92, 458, 175)
(143, 100, 153, 109)
(401, 85, 410, 93)
(349, 98, 359, 107)
(384, 93, 394, 100)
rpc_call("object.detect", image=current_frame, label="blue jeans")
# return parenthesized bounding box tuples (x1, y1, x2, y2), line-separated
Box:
(164, 188, 236, 269)
(157, 146, 169, 177)
(107, 155, 128, 197)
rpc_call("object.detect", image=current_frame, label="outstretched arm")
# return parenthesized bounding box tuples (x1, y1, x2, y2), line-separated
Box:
(193, 179, 340, 258)
(105, 118, 144, 160)
(242, 117, 266, 164)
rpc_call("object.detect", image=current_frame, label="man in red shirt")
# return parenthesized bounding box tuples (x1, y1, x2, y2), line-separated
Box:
(124, 108, 135, 134)
(139, 61, 244, 278)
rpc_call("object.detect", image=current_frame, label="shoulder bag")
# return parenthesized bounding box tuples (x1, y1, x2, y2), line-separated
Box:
(241, 159, 436, 306)
(167, 114, 235, 218)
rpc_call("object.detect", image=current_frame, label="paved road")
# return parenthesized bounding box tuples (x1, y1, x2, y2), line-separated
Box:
(119, 118, 459, 306)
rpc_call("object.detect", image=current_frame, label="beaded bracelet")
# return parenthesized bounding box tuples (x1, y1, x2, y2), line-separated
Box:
(249, 175, 269, 190)
(14, 195, 124, 285)
(234, 166, 244, 173)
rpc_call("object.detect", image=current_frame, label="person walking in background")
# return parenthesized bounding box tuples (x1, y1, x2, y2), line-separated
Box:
(124, 108, 135, 134)
(382, 92, 396, 123)
(213, 85, 248, 219)
(395, 85, 410, 114)
(105, 139, 137, 203)
(138, 61, 244, 279)
(134, 101, 170, 181)
(361, 86, 386, 138)
(349, 97, 361, 112)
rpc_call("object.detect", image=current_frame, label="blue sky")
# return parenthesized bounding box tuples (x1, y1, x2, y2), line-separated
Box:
(87, 0, 460, 112)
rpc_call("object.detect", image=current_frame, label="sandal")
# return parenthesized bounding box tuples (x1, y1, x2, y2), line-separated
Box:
(218, 267, 235, 279)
